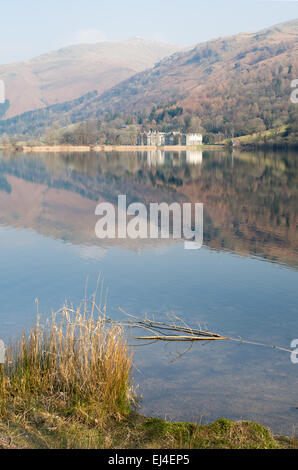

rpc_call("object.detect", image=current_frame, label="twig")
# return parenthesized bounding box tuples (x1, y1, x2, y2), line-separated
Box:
(114, 309, 292, 354)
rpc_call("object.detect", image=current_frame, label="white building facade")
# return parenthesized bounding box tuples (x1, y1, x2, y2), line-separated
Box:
(138, 131, 203, 146)
(185, 133, 203, 146)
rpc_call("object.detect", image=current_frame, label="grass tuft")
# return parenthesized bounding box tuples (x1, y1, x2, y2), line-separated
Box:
(0, 306, 133, 425)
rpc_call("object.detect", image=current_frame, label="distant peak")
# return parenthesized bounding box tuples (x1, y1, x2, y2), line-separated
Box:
(126, 36, 145, 42)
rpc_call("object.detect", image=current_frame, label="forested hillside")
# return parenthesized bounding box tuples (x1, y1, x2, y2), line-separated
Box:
(0, 19, 297, 142)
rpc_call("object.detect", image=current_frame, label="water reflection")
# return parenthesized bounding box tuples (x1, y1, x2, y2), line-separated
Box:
(0, 149, 297, 266)
(140, 150, 203, 167)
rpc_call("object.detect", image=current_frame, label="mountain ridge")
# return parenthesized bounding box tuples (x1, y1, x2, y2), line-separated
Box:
(0, 19, 297, 139)
(0, 38, 180, 119)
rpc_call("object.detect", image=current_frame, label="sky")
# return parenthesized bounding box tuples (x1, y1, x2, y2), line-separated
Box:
(0, 0, 297, 64)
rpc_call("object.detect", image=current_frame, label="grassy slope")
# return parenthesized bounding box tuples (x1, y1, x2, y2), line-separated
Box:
(222, 126, 288, 145)
(1, 410, 297, 449)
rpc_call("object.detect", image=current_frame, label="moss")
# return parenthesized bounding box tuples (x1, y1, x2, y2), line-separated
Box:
(196, 419, 281, 449)
(142, 418, 198, 446)
(209, 418, 233, 433)
(1, 408, 296, 449)
(276, 436, 298, 449)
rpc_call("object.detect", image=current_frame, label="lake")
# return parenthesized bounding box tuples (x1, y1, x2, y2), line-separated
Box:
(0, 148, 297, 435)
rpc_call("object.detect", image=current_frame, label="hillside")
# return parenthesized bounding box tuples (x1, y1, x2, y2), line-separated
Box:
(0, 38, 180, 119)
(0, 19, 297, 139)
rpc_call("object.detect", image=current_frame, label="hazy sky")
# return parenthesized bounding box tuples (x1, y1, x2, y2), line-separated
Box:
(0, 0, 297, 64)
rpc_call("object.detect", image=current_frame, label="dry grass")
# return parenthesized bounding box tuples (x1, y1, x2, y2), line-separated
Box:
(0, 412, 288, 449)
(0, 304, 133, 424)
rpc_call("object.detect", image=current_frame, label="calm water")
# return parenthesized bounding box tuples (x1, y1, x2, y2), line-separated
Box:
(0, 149, 297, 435)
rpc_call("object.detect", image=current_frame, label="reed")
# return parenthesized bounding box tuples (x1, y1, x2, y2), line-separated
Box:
(0, 305, 292, 449)
(0, 305, 133, 423)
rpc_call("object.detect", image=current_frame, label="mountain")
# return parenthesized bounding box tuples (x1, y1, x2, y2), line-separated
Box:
(0, 38, 180, 119)
(0, 19, 297, 138)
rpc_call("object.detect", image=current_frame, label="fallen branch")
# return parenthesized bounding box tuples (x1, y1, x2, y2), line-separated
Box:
(114, 308, 292, 354)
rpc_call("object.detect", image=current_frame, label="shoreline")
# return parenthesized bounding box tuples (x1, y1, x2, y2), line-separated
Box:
(0, 309, 297, 449)
(0, 411, 296, 449)
(0, 144, 225, 153)
(1, 142, 296, 153)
